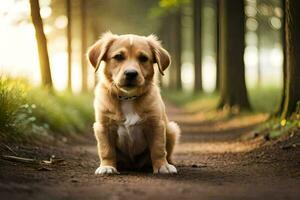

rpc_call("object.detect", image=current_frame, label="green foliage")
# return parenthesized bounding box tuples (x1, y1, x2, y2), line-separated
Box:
(0, 77, 93, 141)
(158, 0, 190, 8)
(258, 114, 300, 139)
(0, 78, 26, 136)
(249, 87, 299, 139)
(148, 0, 190, 18)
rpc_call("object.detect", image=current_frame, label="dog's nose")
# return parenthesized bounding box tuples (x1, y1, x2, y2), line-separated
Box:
(124, 69, 138, 80)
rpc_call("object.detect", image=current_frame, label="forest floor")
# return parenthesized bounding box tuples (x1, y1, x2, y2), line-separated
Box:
(0, 103, 299, 200)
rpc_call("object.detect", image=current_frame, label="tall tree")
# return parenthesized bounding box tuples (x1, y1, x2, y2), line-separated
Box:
(66, 0, 72, 90)
(218, 0, 251, 110)
(29, 0, 53, 88)
(215, 0, 220, 91)
(280, 0, 300, 119)
(169, 9, 182, 90)
(81, 0, 88, 92)
(193, 0, 202, 92)
(274, 0, 286, 117)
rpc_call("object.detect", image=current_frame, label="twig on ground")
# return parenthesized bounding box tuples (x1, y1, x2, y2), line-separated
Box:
(1, 155, 39, 164)
(1, 154, 65, 167)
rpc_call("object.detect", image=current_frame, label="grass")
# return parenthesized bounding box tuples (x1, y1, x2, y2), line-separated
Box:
(162, 87, 300, 139)
(162, 90, 218, 113)
(162, 86, 299, 139)
(248, 86, 282, 113)
(162, 86, 282, 113)
(0, 77, 94, 142)
(258, 116, 300, 139)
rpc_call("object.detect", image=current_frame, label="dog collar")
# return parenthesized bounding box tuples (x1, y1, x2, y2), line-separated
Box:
(118, 95, 138, 101)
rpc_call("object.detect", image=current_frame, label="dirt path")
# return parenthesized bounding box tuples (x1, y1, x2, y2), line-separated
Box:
(0, 104, 299, 200)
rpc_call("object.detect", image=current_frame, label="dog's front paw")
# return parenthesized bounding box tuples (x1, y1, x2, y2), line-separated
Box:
(154, 163, 177, 174)
(95, 166, 119, 175)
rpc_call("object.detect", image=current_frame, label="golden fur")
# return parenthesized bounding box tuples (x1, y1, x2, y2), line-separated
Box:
(88, 32, 180, 174)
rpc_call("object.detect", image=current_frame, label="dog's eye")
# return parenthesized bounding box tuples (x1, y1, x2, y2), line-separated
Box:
(138, 55, 148, 63)
(113, 54, 125, 61)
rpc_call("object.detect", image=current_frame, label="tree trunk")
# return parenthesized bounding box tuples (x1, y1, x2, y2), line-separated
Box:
(193, 0, 202, 92)
(169, 9, 182, 90)
(215, 0, 220, 92)
(274, 0, 286, 117)
(175, 9, 182, 90)
(218, 0, 251, 110)
(81, 0, 88, 92)
(281, 0, 300, 119)
(29, 0, 53, 89)
(66, 0, 72, 91)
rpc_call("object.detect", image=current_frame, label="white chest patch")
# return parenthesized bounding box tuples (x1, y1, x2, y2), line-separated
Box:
(121, 101, 141, 127)
(116, 101, 146, 158)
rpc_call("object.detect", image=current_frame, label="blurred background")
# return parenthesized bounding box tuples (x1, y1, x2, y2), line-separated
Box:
(1, 1, 300, 198)
(1, 0, 299, 141)
(0, 0, 283, 92)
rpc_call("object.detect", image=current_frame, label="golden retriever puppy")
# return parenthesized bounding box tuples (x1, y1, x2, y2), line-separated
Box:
(88, 32, 180, 174)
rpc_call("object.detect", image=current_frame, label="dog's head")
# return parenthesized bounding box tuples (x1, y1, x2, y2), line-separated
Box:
(87, 32, 170, 96)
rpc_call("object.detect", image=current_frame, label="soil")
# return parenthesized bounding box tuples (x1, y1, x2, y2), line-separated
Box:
(0, 104, 299, 200)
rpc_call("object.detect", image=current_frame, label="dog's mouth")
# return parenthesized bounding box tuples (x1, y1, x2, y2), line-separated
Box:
(123, 82, 137, 88)
(118, 79, 141, 89)
(115, 77, 145, 95)
(116, 83, 139, 95)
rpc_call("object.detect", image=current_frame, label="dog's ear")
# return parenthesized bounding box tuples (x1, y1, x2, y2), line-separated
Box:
(87, 32, 118, 72)
(147, 34, 171, 76)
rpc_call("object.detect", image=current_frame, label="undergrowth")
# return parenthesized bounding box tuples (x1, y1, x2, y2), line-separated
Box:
(258, 102, 300, 139)
(162, 87, 299, 139)
(0, 77, 94, 142)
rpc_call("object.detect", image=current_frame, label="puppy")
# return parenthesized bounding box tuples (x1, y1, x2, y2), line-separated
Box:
(88, 32, 180, 174)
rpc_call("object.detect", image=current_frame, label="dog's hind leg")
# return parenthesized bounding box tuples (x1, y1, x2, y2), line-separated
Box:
(166, 121, 181, 164)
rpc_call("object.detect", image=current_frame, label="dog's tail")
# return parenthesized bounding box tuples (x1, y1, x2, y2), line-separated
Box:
(166, 121, 181, 164)
(167, 121, 181, 143)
